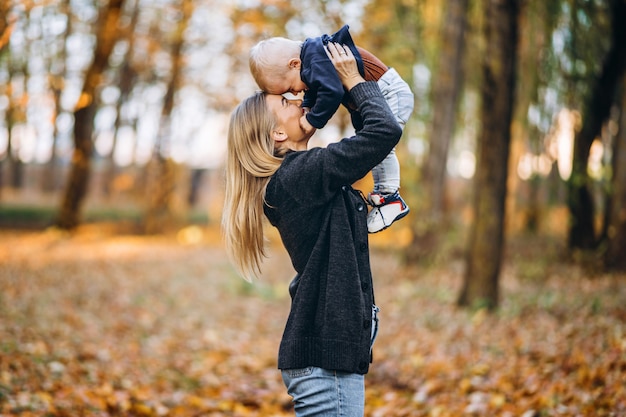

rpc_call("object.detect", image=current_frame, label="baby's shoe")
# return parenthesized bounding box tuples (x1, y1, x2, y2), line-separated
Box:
(367, 190, 410, 233)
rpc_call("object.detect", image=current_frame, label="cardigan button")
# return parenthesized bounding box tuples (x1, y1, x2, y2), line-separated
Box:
(358, 361, 368, 371)
(361, 281, 369, 291)
(359, 243, 367, 252)
(342, 186, 347, 191)
(363, 319, 369, 329)
(357, 203, 364, 212)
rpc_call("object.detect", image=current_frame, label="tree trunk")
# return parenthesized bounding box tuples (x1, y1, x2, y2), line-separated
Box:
(458, 0, 519, 310)
(144, 0, 193, 234)
(56, 0, 125, 230)
(567, 0, 626, 250)
(42, 0, 71, 193)
(188, 168, 205, 207)
(42, 86, 64, 192)
(0, 1, 13, 53)
(5, 33, 27, 191)
(512, 0, 556, 234)
(103, 0, 139, 198)
(407, 0, 468, 262)
(0, 1, 9, 199)
(603, 77, 626, 270)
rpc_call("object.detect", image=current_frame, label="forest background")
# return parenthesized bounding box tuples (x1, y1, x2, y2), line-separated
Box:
(0, 0, 625, 416)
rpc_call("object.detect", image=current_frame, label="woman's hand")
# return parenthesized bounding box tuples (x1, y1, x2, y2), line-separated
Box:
(325, 42, 365, 91)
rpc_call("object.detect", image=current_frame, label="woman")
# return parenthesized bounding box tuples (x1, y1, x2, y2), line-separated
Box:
(222, 43, 402, 416)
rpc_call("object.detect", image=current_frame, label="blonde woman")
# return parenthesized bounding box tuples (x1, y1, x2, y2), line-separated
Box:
(222, 43, 402, 416)
(249, 25, 414, 233)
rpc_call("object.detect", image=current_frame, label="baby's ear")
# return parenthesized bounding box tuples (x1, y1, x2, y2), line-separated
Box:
(288, 58, 301, 69)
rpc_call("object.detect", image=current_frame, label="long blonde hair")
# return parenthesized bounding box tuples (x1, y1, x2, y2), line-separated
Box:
(222, 92, 284, 281)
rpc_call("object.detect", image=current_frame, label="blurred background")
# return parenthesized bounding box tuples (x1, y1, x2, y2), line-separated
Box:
(2, 3, 626, 414)
(0, 0, 625, 306)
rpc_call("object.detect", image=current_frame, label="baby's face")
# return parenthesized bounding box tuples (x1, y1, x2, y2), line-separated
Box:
(266, 67, 307, 96)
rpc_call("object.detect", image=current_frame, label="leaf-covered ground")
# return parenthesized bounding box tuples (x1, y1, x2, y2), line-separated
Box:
(0, 228, 624, 416)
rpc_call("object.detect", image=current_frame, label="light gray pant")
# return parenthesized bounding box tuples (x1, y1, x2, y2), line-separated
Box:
(372, 68, 414, 194)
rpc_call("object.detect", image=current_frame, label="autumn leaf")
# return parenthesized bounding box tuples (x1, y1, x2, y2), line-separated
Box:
(0, 229, 625, 416)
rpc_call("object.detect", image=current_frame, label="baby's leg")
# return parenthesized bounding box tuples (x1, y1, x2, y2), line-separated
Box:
(372, 149, 400, 194)
(367, 68, 414, 233)
(375, 68, 414, 192)
(379, 67, 414, 128)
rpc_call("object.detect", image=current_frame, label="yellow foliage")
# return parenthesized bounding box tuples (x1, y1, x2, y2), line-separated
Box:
(1, 230, 625, 416)
(470, 363, 490, 376)
(459, 377, 472, 393)
(75, 92, 92, 110)
(130, 402, 155, 416)
(490, 393, 506, 408)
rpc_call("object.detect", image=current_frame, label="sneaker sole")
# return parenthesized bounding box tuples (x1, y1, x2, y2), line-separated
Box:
(368, 208, 410, 234)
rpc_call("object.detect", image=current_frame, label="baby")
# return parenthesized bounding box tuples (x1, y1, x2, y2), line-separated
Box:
(249, 25, 414, 233)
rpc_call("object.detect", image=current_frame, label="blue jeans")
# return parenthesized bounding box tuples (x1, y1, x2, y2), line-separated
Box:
(372, 67, 414, 194)
(281, 367, 365, 416)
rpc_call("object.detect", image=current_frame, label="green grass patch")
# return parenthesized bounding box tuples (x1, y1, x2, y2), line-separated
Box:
(0, 205, 56, 228)
(0, 204, 209, 229)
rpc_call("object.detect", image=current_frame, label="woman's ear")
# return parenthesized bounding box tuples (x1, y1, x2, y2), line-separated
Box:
(271, 130, 288, 143)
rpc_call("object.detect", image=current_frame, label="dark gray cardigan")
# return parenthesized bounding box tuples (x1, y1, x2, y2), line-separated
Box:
(264, 82, 402, 374)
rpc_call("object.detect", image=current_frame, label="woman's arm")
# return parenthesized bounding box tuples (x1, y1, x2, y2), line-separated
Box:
(274, 44, 401, 205)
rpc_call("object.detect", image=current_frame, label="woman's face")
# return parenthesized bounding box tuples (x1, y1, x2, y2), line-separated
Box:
(266, 94, 313, 150)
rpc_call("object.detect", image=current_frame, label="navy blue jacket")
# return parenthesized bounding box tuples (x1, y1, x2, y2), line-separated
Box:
(264, 82, 402, 374)
(300, 25, 365, 129)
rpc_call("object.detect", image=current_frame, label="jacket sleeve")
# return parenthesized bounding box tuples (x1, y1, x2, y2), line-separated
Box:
(303, 60, 345, 129)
